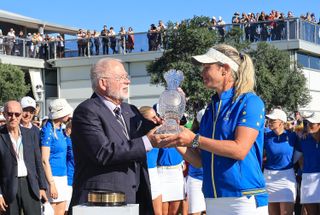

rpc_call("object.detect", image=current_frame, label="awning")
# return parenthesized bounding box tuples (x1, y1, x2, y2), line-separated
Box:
(0, 9, 78, 35)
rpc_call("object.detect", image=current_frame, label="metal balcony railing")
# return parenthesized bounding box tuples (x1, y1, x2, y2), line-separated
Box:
(0, 18, 319, 60)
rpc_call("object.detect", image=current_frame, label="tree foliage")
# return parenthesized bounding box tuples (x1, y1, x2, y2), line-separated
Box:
(250, 42, 310, 112)
(147, 16, 310, 116)
(0, 64, 30, 105)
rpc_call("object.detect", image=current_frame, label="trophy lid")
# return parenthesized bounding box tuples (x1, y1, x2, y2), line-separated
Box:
(164, 69, 184, 90)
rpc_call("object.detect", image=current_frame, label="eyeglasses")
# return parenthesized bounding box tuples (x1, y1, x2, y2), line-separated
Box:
(101, 75, 130, 82)
(6, 112, 21, 118)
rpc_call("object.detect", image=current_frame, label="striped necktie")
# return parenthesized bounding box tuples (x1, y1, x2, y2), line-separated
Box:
(113, 107, 129, 139)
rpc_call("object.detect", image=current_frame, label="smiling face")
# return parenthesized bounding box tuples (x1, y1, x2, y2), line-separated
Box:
(21, 106, 35, 125)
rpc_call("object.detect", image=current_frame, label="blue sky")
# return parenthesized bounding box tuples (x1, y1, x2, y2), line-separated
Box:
(1, 1, 319, 33)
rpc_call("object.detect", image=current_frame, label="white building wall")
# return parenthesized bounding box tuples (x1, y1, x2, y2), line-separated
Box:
(301, 69, 320, 112)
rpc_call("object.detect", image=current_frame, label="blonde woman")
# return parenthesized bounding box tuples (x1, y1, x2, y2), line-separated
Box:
(156, 44, 268, 214)
(41, 99, 73, 215)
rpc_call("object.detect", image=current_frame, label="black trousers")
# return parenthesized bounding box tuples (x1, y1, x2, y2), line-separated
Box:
(5, 177, 41, 215)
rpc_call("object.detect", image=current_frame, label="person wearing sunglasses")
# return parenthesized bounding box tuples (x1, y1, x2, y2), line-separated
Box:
(0, 100, 47, 215)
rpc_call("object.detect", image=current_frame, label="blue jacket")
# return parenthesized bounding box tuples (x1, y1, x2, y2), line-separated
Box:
(200, 88, 267, 206)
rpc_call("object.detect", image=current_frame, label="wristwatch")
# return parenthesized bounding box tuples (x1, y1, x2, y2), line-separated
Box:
(191, 134, 200, 148)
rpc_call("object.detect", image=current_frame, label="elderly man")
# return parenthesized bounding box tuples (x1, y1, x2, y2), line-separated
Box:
(69, 58, 158, 214)
(0, 100, 47, 215)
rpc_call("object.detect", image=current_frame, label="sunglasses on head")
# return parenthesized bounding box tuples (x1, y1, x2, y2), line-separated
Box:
(6, 112, 21, 118)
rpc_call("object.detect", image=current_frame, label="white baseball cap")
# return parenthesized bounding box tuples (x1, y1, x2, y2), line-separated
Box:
(20, 96, 36, 109)
(49, 98, 73, 120)
(305, 112, 320, 124)
(266, 108, 287, 122)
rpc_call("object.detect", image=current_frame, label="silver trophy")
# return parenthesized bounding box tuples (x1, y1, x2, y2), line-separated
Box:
(156, 69, 186, 134)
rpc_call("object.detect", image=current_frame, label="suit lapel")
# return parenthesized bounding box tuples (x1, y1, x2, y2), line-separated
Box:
(0, 126, 17, 160)
(21, 128, 29, 162)
(121, 103, 132, 136)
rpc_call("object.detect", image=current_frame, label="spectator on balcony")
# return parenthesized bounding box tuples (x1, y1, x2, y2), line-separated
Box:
(100, 25, 109, 55)
(119, 27, 126, 54)
(240, 13, 250, 41)
(232, 12, 240, 24)
(126, 27, 134, 53)
(84, 30, 93, 56)
(210, 17, 217, 30)
(287, 11, 294, 18)
(56, 34, 64, 58)
(26, 33, 33, 57)
(15, 30, 24, 57)
(43, 34, 51, 60)
(77, 29, 85, 57)
(157, 20, 167, 49)
(109, 27, 117, 54)
(147, 24, 158, 51)
(310, 13, 317, 23)
(5, 28, 15, 55)
(93, 30, 100, 55)
(217, 16, 226, 38)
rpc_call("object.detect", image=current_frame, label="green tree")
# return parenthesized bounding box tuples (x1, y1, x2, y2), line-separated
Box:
(0, 64, 30, 105)
(250, 42, 310, 112)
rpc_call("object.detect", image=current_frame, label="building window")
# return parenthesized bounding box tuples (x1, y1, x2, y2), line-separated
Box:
(297, 52, 320, 71)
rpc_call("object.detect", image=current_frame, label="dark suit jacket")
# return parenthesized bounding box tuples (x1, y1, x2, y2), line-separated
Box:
(0, 125, 47, 204)
(69, 93, 155, 215)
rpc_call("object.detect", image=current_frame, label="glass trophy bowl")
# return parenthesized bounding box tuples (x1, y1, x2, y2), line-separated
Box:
(156, 69, 185, 134)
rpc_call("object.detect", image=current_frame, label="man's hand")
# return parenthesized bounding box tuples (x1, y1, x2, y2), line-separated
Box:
(147, 126, 173, 148)
(39, 189, 48, 203)
(0, 196, 8, 212)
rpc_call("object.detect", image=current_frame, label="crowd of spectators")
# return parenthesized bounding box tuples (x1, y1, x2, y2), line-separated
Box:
(0, 10, 320, 59)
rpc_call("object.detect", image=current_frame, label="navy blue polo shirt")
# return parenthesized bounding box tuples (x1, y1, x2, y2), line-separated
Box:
(264, 130, 298, 170)
(157, 148, 183, 166)
(296, 134, 320, 173)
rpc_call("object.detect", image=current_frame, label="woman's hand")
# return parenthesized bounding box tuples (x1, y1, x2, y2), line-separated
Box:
(49, 182, 58, 199)
(161, 126, 196, 148)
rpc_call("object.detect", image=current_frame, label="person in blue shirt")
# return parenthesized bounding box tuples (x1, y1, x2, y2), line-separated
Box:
(296, 112, 320, 215)
(64, 120, 74, 214)
(157, 44, 268, 215)
(186, 109, 206, 215)
(139, 106, 162, 215)
(264, 108, 298, 215)
(41, 98, 73, 215)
